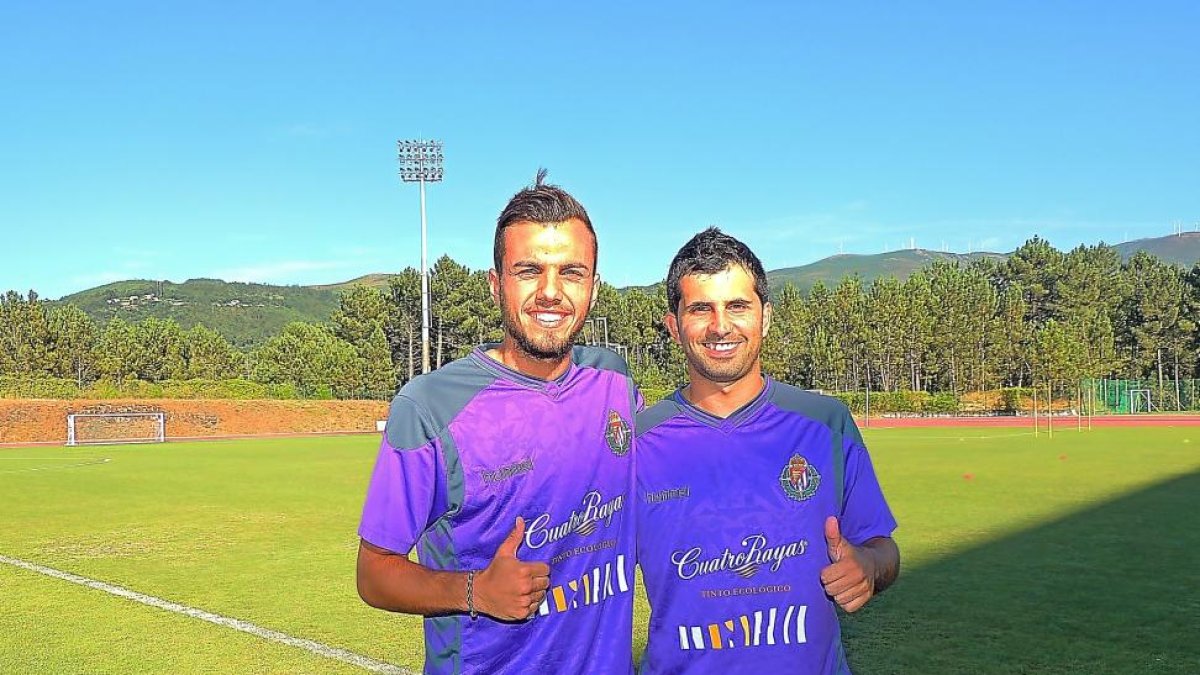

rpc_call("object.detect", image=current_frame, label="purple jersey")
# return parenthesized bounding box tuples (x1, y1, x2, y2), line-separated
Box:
(635, 378, 896, 675)
(359, 345, 640, 674)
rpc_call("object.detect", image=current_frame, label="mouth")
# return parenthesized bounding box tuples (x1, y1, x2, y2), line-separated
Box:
(529, 311, 570, 329)
(701, 340, 742, 357)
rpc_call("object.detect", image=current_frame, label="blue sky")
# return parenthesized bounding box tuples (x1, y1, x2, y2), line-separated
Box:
(3, 1, 1198, 299)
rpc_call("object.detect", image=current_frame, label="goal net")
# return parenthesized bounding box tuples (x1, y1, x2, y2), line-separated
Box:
(1129, 389, 1156, 414)
(67, 412, 166, 446)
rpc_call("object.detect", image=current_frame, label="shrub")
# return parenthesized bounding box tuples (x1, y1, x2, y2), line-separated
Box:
(0, 376, 82, 399)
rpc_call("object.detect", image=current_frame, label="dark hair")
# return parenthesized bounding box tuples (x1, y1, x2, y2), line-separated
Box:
(494, 168, 596, 271)
(666, 226, 769, 314)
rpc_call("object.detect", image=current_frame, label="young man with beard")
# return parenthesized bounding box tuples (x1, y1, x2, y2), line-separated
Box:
(357, 172, 638, 674)
(636, 228, 899, 674)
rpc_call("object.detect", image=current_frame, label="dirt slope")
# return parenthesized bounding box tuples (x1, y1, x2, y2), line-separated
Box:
(0, 399, 389, 444)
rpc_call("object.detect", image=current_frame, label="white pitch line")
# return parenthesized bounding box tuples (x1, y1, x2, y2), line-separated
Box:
(0, 555, 412, 674)
(0, 457, 111, 474)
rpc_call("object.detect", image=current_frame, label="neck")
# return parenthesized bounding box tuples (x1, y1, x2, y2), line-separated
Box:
(683, 368, 766, 419)
(485, 337, 572, 381)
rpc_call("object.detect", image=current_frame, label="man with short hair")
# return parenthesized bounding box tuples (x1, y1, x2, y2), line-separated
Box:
(636, 227, 899, 674)
(357, 172, 638, 674)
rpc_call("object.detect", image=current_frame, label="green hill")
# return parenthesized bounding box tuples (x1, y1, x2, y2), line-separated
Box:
(46, 232, 1199, 347)
(621, 233, 1199, 296)
(309, 273, 397, 292)
(1113, 231, 1200, 267)
(766, 249, 1005, 294)
(55, 279, 341, 347)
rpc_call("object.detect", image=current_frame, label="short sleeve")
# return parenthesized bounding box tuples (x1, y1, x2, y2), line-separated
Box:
(357, 396, 449, 554)
(631, 379, 645, 414)
(837, 415, 898, 546)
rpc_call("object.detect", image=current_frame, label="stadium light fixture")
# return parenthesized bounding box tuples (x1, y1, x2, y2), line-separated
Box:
(397, 139, 444, 375)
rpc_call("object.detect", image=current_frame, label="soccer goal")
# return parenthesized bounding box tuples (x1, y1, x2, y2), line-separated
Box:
(66, 412, 166, 446)
(1129, 389, 1156, 414)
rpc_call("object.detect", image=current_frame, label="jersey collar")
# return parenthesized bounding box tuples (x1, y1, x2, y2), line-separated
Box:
(469, 344, 577, 393)
(672, 376, 774, 431)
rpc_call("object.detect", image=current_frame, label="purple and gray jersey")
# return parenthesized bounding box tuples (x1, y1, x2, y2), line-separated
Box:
(635, 378, 896, 675)
(359, 345, 639, 674)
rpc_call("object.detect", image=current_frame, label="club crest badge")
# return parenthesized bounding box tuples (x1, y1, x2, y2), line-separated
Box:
(605, 410, 631, 456)
(779, 453, 820, 501)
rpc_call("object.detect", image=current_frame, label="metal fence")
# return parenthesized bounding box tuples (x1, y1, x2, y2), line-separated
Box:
(1083, 378, 1200, 413)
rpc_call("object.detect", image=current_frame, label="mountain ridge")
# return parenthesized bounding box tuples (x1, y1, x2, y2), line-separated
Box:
(47, 231, 1200, 345)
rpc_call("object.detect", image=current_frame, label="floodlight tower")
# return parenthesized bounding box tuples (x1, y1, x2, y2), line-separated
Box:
(397, 139, 444, 374)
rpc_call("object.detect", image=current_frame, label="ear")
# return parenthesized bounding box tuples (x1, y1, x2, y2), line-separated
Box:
(488, 269, 500, 305)
(762, 301, 773, 338)
(664, 311, 681, 345)
(589, 274, 601, 311)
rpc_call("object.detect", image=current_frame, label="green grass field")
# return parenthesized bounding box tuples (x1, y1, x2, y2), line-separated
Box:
(2, 427, 1197, 674)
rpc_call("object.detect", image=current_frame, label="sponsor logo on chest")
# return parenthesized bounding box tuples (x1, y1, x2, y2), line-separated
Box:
(535, 553, 632, 618)
(525, 490, 626, 549)
(671, 533, 809, 580)
(676, 603, 810, 651)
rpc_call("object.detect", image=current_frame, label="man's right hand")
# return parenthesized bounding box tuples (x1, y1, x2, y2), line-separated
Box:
(473, 517, 551, 620)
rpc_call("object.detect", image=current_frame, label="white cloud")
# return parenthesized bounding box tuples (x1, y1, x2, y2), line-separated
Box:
(737, 212, 910, 246)
(331, 245, 381, 258)
(212, 260, 351, 284)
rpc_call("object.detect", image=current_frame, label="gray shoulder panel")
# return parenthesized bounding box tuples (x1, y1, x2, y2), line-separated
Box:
(384, 356, 497, 450)
(768, 382, 852, 433)
(571, 345, 630, 375)
(769, 382, 862, 511)
(636, 397, 683, 438)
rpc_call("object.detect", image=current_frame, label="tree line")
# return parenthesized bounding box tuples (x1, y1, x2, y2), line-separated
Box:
(764, 240, 1199, 399)
(2, 238, 1198, 402)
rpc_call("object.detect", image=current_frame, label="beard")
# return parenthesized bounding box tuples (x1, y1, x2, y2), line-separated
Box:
(499, 293, 585, 362)
(682, 339, 761, 385)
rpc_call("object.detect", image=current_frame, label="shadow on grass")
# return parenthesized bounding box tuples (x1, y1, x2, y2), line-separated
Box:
(842, 470, 1200, 675)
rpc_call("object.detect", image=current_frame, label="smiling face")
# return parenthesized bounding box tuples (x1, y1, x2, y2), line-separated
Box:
(488, 218, 597, 370)
(665, 263, 772, 388)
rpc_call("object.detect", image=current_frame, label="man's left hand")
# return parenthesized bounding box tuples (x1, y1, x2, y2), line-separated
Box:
(819, 516, 877, 613)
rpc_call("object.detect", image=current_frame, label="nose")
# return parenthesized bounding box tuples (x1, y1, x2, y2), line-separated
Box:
(537, 271, 562, 304)
(708, 308, 732, 335)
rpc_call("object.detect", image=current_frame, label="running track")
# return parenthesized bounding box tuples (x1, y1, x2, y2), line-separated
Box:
(4, 417, 1198, 448)
(861, 414, 1200, 428)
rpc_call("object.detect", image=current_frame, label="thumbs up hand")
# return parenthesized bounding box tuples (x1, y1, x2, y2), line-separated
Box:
(825, 514, 848, 562)
(819, 516, 877, 613)
(473, 517, 552, 621)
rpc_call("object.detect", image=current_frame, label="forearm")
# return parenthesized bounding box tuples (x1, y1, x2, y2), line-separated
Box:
(356, 540, 468, 616)
(862, 536, 900, 594)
